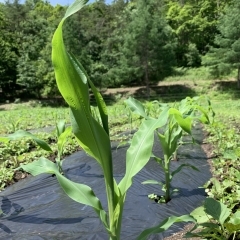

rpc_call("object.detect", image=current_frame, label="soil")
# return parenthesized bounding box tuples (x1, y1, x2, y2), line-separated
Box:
(164, 223, 198, 240)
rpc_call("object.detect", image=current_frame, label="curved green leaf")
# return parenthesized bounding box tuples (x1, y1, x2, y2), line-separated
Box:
(57, 126, 72, 156)
(125, 97, 149, 119)
(64, 0, 89, 20)
(136, 215, 195, 240)
(142, 180, 160, 185)
(5, 130, 52, 152)
(56, 119, 66, 138)
(51, 0, 115, 233)
(68, 53, 109, 135)
(52, 0, 113, 195)
(204, 198, 231, 225)
(18, 157, 108, 230)
(119, 108, 169, 195)
(171, 164, 199, 180)
(190, 206, 210, 224)
(229, 211, 240, 225)
(169, 108, 192, 134)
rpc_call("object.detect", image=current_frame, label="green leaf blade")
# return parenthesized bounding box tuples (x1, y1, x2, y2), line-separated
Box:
(18, 157, 108, 229)
(125, 97, 149, 119)
(204, 198, 231, 225)
(119, 109, 169, 195)
(52, 2, 113, 193)
(171, 164, 199, 179)
(7, 130, 52, 152)
(142, 180, 160, 185)
(136, 215, 195, 240)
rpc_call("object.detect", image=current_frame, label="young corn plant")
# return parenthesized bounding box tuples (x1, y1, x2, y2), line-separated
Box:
(0, 119, 72, 174)
(125, 96, 214, 203)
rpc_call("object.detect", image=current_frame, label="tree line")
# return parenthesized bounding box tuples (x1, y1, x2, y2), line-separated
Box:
(0, 0, 239, 98)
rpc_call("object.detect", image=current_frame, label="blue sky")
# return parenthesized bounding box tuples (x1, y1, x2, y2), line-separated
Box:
(0, 0, 113, 6)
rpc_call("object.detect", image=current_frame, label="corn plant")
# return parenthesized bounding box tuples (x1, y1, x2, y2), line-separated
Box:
(125, 96, 214, 203)
(0, 119, 71, 173)
(54, 120, 72, 172)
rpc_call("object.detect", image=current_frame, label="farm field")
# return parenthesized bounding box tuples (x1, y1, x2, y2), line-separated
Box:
(0, 79, 240, 238)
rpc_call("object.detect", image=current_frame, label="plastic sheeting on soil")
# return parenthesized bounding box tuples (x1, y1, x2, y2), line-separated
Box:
(0, 126, 211, 240)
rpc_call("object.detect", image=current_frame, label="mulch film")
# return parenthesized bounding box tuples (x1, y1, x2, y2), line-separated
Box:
(0, 126, 211, 240)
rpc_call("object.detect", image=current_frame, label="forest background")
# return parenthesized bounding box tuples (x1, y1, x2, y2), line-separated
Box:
(0, 0, 240, 99)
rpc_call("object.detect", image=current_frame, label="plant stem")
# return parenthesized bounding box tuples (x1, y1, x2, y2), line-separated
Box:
(164, 155, 171, 203)
(103, 154, 118, 239)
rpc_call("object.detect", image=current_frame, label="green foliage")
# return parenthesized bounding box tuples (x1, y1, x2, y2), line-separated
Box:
(187, 198, 240, 240)
(184, 97, 240, 240)
(204, 116, 240, 211)
(166, 0, 231, 67)
(203, 0, 240, 87)
(0, 130, 52, 152)
(0, 0, 237, 96)
(137, 215, 195, 240)
(0, 3, 18, 93)
(113, 0, 176, 89)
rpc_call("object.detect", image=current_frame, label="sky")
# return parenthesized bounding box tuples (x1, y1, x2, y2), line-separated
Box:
(0, 0, 113, 6)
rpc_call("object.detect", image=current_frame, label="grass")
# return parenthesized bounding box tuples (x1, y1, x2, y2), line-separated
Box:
(0, 102, 70, 135)
(165, 66, 237, 83)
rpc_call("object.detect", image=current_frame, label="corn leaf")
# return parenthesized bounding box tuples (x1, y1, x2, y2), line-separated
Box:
(170, 164, 199, 180)
(157, 132, 169, 157)
(194, 105, 210, 124)
(69, 53, 109, 135)
(169, 108, 192, 135)
(52, 0, 113, 190)
(18, 157, 109, 230)
(125, 97, 149, 119)
(142, 180, 160, 185)
(56, 120, 66, 138)
(136, 215, 195, 240)
(4, 130, 52, 151)
(57, 126, 72, 156)
(119, 108, 169, 195)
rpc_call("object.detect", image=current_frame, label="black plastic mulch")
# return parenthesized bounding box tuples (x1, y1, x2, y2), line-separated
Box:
(0, 125, 211, 240)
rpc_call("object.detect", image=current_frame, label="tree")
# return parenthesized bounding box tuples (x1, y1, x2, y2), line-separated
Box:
(63, 0, 114, 88)
(113, 0, 176, 96)
(16, 0, 53, 97)
(203, 0, 240, 88)
(166, 0, 232, 67)
(0, 3, 18, 95)
(0, 0, 27, 96)
(15, 0, 66, 97)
